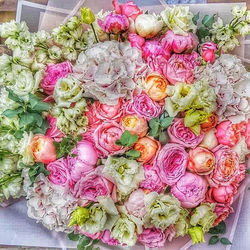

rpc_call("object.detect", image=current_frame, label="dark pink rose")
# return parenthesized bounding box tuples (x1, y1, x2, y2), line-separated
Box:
(164, 51, 199, 84)
(155, 143, 188, 186)
(168, 118, 204, 148)
(202, 50, 215, 63)
(201, 42, 217, 52)
(40, 61, 72, 95)
(45, 114, 64, 142)
(125, 92, 162, 121)
(101, 230, 120, 246)
(213, 203, 233, 226)
(128, 33, 145, 50)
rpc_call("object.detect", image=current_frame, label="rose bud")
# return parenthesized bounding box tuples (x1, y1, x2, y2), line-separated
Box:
(171, 172, 208, 208)
(144, 73, 168, 101)
(187, 147, 215, 175)
(122, 115, 148, 138)
(200, 113, 218, 132)
(134, 137, 159, 163)
(199, 128, 218, 150)
(30, 135, 56, 164)
(202, 50, 215, 63)
(207, 185, 236, 204)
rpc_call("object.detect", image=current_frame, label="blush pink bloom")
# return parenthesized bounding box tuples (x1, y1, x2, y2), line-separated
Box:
(98, 13, 129, 34)
(168, 118, 204, 148)
(171, 172, 208, 208)
(155, 143, 188, 186)
(93, 121, 125, 157)
(161, 30, 198, 54)
(76, 226, 104, 239)
(40, 61, 72, 95)
(207, 145, 240, 187)
(206, 185, 236, 204)
(125, 189, 146, 218)
(128, 33, 145, 50)
(45, 114, 64, 142)
(216, 121, 241, 147)
(112, 0, 142, 21)
(101, 230, 120, 246)
(125, 92, 162, 121)
(139, 164, 166, 193)
(164, 51, 199, 84)
(213, 203, 233, 226)
(201, 41, 217, 52)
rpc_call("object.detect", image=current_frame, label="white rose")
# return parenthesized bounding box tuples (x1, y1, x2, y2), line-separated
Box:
(231, 5, 247, 18)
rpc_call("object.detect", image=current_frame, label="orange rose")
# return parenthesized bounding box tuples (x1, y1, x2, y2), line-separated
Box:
(134, 137, 159, 163)
(122, 115, 148, 138)
(144, 73, 168, 101)
(30, 135, 57, 164)
(201, 113, 218, 132)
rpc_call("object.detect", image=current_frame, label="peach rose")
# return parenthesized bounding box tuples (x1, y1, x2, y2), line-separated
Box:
(200, 113, 218, 132)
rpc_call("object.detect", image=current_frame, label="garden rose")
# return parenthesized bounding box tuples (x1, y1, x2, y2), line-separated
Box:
(200, 113, 218, 132)
(125, 189, 146, 218)
(30, 135, 56, 164)
(155, 143, 188, 186)
(202, 50, 216, 63)
(98, 13, 129, 34)
(134, 137, 159, 163)
(164, 51, 199, 84)
(139, 164, 165, 193)
(171, 172, 208, 208)
(101, 230, 120, 246)
(245, 119, 250, 149)
(168, 119, 204, 148)
(187, 147, 215, 175)
(45, 114, 64, 142)
(113, 0, 142, 21)
(125, 92, 162, 121)
(122, 115, 148, 138)
(200, 129, 218, 150)
(234, 163, 247, 185)
(144, 73, 168, 101)
(207, 145, 240, 187)
(93, 121, 125, 157)
(128, 33, 145, 50)
(213, 203, 233, 226)
(206, 185, 236, 204)
(40, 61, 72, 95)
(201, 41, 217, 52)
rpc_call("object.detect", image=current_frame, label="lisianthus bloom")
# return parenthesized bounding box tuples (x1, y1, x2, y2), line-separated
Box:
(128, 33, 145, 50)
(200, 129, 218, 150)
(139, 164, 165, 193)
(174, 208, 190, 237)
(101, 230, 120, 246)
(40, 61, 72, 95)
(207, 145, 240, 187)
(161, 30, 198, 54)
(213, 203, 233, 226)
(144, 192, 181, 230)
(144, 73, 168, 101)
(216, 121, 241, 147)
(134, 137, 159, 163)
(112, 0, 142, 21)
(190, 203, 216, 232)
(187, 147, 215, 175)
(168, 118, 204, 148)
(122, 115, 148, 138)
(171, 172, 208, 208)
(30, 135, 56, 164)
(200, 113, 218, 132)
(125, 189, 146, 218)
(155, 143, 188, 186)
(164, 51, 199, 84)
(135, 14, 163, 38)
(188, 226, 205, 245)
(98, 13, 129, 34)
(45, 114, 64, 142)
(125, 92, 162, 121)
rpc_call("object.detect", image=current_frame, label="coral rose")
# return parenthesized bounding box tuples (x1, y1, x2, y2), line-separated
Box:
(206, 185, 236, 204)
(200, 113, 218, 132)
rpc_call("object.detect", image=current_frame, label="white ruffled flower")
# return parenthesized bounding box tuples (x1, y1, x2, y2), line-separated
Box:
(62, 47, 77, 61)
(12, 48, 33, 67)
(2, 176, 23, 200)
(48, 46, 62, 60)
(0, 54, 12, 72)
(235, 22, 250, 36)
(32, 30, 51, 45)
(246, 10, 250, 23)
(19, 132, 34, 165)
(0, 20, 19, 38)
(231, 5, 247, 18)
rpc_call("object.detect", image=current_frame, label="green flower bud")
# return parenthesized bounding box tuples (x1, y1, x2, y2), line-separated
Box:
(69, 206, 90, 227)
(81, 7, 96, 24)
(188, 226, 205, 245)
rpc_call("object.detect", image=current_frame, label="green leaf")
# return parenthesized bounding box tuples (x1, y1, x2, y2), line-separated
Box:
(53, 136, 78, 159)
(28, 162, 50, 186)
(28, 93, 50, 112)
(77, 236, 91, 250)
(246, 168, 250, 174)
(209, 235, 220, 245)
(115, 130, 139, 147)
(220, 237, 232, 245)
(202, 14, 214, 28)
(19, 113, 35, 127)
(197, 27, 210, 42)
(14, 130, 24, 139)
(159, 130, 169, 145)
(125, 149, 141, 159)
(208, 221, 226, 235)
(5, 88, 25, 105)
(160, 117, 174, 129)
(148, 118, 161, 137)
(192, 12, 200, 25)
(31, 119, 50, 134)
(2, 107, 24, 118)
(68, 232, 80, 241)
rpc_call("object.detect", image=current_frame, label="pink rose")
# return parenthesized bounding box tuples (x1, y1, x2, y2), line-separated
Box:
(101, 230, 120, 246)
(245, 119, 250, 149)
(142, 40, 170, 75)
(128, 33, 145, 50)
(202, 50, 215, 63)
(155, 143, 188, 186)
(40, 61, 72, 95)
(76, 226, 104, 239)
(234, 163, 246, 185)
(139, 164, 165, 193)
(207, 145, 240, 187)
(125, 189, 146, 218)
(45, 114, 64, 142)
(201, 42, 217, 52)
(168, 118, 204, 148)
(125, 92, 162, 121)
(213, 203, 233, 226)
(93, 121, 125, 157)
(206, 185, 236, 204)
(161, 30, 198, 54)
(113, 0, 142, 21)
(164, 51, 199, 84)
(98, 13, 129, 34)
(47, 158, 74, 188)
(171, 172, 208, 208)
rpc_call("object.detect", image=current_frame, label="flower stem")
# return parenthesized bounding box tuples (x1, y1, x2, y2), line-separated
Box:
(91, 23, 99, 43)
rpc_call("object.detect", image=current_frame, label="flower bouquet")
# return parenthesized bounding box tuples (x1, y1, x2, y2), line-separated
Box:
(0, 0, 249, 249)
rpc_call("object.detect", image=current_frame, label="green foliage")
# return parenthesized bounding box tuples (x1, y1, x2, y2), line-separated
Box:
(115, 130, 139, 147)
(125, 149, 141, 159)
(68, 232, 99, 250)
(208, 221, 226, 234)
(209, 235, 219, 245)
(208, 221, 231, 246)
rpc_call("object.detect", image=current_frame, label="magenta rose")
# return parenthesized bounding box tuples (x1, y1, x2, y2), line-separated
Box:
(46, 158, 74, 189)
(171, 172, 208, 208)
(164, 51, 199, 84)
(93, 120, 125, 157)
(125, 92, 162, 121)
(101, 230, 120, 246)
(155, 143, 188, 186)
(139, 164, 165, 193)
(207, 145, 240, 187)
(128, 33, 145, 50)
(40, 61, 72, 95)
(161, 30, 198, 54)
(168, 118, 204, 148)
(45, 114, 64, 142)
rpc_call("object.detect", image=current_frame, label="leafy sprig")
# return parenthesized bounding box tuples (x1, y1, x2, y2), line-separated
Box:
(115, 130, 139, 147)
